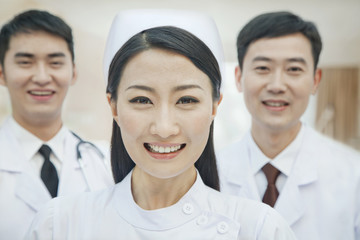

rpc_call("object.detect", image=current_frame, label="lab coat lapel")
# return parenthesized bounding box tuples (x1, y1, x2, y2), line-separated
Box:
(225, 141, 262, 201)
(57, 131, 88, 195)
(14, 169, 51, 211)
(275, 128, 318, 226)
(0, 125, 51, 211)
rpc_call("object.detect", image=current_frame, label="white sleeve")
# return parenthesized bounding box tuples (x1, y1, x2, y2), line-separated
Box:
(257, 206, 297, 240)
(356, 177, 360, 240)
(24, 200, 55, 240)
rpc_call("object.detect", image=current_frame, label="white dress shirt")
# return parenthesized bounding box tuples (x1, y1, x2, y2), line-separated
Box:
(249, 125, 305, 199)
(8, 117, 65, 176)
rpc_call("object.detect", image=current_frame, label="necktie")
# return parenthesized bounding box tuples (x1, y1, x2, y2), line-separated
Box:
(39, 145, 59, 198)
(262, 163, 281, 207)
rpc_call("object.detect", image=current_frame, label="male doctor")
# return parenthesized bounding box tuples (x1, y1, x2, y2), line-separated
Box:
(217, 11, 360, 240)
(0, 10, 113, 239)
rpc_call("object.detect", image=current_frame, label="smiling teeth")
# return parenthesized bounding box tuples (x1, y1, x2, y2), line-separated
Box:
(30, 91, 53, 96)
(148, 144, 182, 153)
(265, 102, 286, 107)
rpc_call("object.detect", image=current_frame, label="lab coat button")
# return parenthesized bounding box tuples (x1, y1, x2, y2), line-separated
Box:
(196, 215, 208, 225)
(182, 203, 194, 215)
(217, 221, 229, 234)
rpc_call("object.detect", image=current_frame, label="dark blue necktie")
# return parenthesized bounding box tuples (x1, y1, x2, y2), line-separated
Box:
(39, 145, 58, 198)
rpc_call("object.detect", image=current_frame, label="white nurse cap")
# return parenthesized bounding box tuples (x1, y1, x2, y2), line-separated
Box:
(103, 9, 225, 86)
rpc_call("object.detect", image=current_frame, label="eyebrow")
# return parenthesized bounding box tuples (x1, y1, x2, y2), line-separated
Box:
(15, 52, 34, 58)
(173, 84, 204, 92)
(252, 56, 307, 65)
(126, 84, 203, 92)
(126, 85, 155, 92)
(252, 56, 272, 62)
(14, 52, 66, 58)
(287, 57, 307, 65)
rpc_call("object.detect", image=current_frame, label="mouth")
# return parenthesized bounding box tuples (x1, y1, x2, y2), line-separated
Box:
(144, 143, 186, 154)
(28, 90, 55, 96)
(262, 100, 289, 107)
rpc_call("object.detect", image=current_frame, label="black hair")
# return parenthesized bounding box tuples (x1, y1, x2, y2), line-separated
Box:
(237, 11, 322, 70)
(106, 26, 221, 190)
(0, 9, 74, 66)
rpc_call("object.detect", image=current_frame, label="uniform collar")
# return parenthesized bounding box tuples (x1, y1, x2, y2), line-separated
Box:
(249, 123, 306, 177)
(113, 170, 205, 231)
(8, 116, 67, 163)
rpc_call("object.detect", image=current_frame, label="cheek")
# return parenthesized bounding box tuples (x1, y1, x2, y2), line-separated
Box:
(117, 110, 142, 139)
(291, 79, 315, 99)
(182, 109, 213, 140)
(57, 72, 75, 87)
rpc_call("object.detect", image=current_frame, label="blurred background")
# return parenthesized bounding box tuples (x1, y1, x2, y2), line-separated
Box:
(1, 0, 359, 151)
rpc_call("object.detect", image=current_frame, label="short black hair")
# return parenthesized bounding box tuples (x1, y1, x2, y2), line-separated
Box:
(237, 11, 322, 70)
(0, 9, 74, 66)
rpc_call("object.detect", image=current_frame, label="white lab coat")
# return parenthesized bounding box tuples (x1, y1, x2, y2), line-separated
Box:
(0, 119, 114, 240)
(26, 170, 296, 240)
(217, 125, 360, 240)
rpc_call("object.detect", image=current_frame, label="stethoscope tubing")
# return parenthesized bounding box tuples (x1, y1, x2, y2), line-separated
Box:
(71, 132, 107, 191)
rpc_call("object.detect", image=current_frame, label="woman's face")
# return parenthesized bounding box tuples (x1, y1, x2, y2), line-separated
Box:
(109, 48, 220, 179)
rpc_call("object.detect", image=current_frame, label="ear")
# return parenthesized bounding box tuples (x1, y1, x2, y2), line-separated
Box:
(234, 65, 243, 93)
(107, 93, 119, 125)
(311, 68, 322, 95)
(70, 64, 78, 85)
(0, 64, 6, 86)
(211, 93, 223, 120)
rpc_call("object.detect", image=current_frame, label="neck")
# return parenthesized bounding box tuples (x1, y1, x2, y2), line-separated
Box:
(131, 166, 197, 210)
(13, 114, 63, 141)
(251, 122, 302, 159)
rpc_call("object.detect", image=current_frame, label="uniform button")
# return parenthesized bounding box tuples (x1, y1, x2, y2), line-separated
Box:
(217, 221, 229, 234)
(196, 215, 208, 225)
(182, 203, 194, 215)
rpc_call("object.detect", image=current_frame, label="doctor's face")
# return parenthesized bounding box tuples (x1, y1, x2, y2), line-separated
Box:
(110, 48, 219, 180)
(235, 33, 321, 134)
(0, 31, 77, 126)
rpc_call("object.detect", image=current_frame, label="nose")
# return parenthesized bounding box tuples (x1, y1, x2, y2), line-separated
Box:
(266, 70, 287, 93)
(31, 63, 51, 84)
(150, 106, 180, 139)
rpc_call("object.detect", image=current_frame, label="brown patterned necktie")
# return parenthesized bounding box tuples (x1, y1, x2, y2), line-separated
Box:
(262, 163, 281, 207)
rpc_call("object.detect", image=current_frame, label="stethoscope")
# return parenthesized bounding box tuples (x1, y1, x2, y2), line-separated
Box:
(71, 132, 108, 190)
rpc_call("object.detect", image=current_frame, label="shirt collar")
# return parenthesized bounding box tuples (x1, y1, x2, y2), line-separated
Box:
(9, 117, 67, 163)
(113, 169, 205, 231)
(248, 124, 306, 177)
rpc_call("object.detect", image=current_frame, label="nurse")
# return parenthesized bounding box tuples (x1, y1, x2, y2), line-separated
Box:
(26, 10, 296, 239)
(0, 10, 113, 240)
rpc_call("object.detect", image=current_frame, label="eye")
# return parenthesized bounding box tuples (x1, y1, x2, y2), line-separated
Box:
(176, 96, 199, 105)
(254, 66, 270, 73)
(129, 96, 153, 105)
(16, 60, 32, 67)
(287, 66, 303, 73)
(50, 61, 64, 68)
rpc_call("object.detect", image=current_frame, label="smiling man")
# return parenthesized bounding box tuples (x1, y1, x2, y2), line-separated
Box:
(217, 11, 360, 240)
(0, 10, 113, 239)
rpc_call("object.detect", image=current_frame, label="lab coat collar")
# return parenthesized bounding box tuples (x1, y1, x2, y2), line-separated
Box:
(7, 117, 42, 165)
(14, 168, 52, 211)
(224, 133, 262, 200)
(113, 170, 204, 231)
(0, 118, 52, 210)
(7, 116, 67, 164)
(249, 124, 306, 177)
(0, 118, 27, 172)
(224, 124, 318, 226)
(275, 124, 318, 226)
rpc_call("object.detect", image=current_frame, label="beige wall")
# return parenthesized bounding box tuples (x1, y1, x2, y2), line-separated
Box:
(1, 0, 360, 150)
